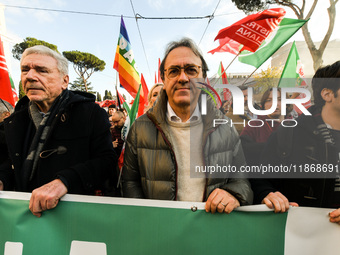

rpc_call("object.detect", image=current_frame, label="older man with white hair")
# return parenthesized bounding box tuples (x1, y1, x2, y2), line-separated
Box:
(0, 45, 116, 217)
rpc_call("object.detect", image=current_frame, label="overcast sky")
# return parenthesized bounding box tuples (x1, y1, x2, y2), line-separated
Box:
(1, 0, 339, 99)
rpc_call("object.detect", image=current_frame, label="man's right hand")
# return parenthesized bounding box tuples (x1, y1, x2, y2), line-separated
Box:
(262, 191, 299, 213)
(29, 179, 68, 217)
(0, 180, 3, 191)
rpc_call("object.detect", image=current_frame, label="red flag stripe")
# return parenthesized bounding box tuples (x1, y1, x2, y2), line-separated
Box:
(214, 8, 286, 52)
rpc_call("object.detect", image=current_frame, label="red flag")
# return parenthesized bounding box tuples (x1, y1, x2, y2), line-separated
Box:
(219, 62, 231, 101)
(155, 72, 157, 84)
(138, 74, 149, 116)
(209, 37, 241, 55)
(117, 91, 126, 104)
(213, 8, 286, 53)
(0, 36, 15, 107)
(158, 58, 161, 83)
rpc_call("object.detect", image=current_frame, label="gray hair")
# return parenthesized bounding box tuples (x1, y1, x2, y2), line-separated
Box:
(0, 99, 14, 114)
(159, 37, 209, 80)
(21, 45, 69, 76)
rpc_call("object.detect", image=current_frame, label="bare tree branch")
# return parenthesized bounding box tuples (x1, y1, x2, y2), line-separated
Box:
(275, 0, 302, 17)
(318, 0, 337, 59)
(305, 0, 318, 20)
(301, 0, 306, 14)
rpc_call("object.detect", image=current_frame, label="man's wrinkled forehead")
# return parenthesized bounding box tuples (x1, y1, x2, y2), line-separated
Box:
(21, 54, 58, 69)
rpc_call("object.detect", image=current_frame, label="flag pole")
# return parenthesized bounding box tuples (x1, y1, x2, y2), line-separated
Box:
(115, 71, 118, 97)
(115, 72, 121, 109)
(242, 67, 258, 86)
(212, 51, 241, 86)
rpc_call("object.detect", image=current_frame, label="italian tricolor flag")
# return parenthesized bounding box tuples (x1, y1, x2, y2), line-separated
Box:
(278, 41, 311, 114)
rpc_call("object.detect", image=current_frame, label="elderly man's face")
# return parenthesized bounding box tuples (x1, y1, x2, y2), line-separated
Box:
(21, 54, 68, 112)
(162, 47, 202, 111)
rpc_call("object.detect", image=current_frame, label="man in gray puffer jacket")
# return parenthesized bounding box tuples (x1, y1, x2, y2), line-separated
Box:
(122, 38, 252, 213)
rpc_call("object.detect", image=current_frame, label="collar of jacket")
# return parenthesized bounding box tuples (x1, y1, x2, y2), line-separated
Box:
(13, 89, 95, 112)
(146, 88, 225, 143)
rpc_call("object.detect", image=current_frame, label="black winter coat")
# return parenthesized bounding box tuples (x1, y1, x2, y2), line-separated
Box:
(258, 106, 339, 208)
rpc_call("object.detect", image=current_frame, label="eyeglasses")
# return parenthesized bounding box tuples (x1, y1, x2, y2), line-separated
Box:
(163, 65, 201, 79)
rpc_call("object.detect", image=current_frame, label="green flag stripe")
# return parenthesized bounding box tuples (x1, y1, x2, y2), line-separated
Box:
(238, 18, 307, 68)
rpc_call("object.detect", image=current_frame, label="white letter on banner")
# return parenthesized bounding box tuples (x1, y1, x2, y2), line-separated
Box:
(119, 37, 127, 50)
(123, 50, 134, 64)
(281, 87, 312, 116)
(69, 241, 107, 255)
(4, 242, 23, 255)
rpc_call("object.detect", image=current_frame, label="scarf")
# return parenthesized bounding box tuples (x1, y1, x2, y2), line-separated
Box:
(21, 89, 70, 191)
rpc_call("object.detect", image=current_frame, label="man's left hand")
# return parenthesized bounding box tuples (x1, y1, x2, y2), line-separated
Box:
(29, 179, 68, 217)
(329, 208, 340, 224)
(205, 188, 240, 214)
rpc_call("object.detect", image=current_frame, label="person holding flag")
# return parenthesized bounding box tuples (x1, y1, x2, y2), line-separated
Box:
(122, 38, 252, 213)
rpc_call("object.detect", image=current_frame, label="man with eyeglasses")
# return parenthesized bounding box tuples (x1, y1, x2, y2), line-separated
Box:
(0, 45, 116, 217)
(110, 110, 126, 157)
(122, 38, 252, 213)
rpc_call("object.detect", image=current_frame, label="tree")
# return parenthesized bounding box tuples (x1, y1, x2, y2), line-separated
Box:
(96, 92, 102, 102)
(69, 77, 95, 94)
(103, 90, 113, 100)
(232, 0, 339, 71)
(12, 37, 58, 60)
(62, 51, 105, 92)
(18, 81, 25, 99)
(253, 65, 283, 93)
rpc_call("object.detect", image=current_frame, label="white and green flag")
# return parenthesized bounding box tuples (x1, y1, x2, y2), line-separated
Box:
(278, 41, 306, 88)
(278, 41, 311, 112)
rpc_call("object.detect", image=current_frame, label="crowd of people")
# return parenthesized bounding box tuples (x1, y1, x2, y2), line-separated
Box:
(0, 38, 339, 224)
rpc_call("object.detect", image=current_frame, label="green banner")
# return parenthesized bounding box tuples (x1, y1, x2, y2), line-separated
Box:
(0, 192, 287, 255)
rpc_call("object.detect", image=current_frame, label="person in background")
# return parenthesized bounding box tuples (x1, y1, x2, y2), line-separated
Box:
(107, 104, 117, 116)
(259, 61, 340, 223)
(240, 88, 294, 165)
(110, 111, 126, 157)
(145, 83, 163, 112)
(219, 100, 230, 115)
(0, 99, 14, 123)
(122, 37, 252, 214)
(240, 88, 297, 213)
(226, 85, 258, 134)
(0, 45, 116, 217)
(0, 99, 14, 167)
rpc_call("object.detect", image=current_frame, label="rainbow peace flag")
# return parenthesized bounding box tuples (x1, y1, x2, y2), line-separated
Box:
(113, 16, 143, 100)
